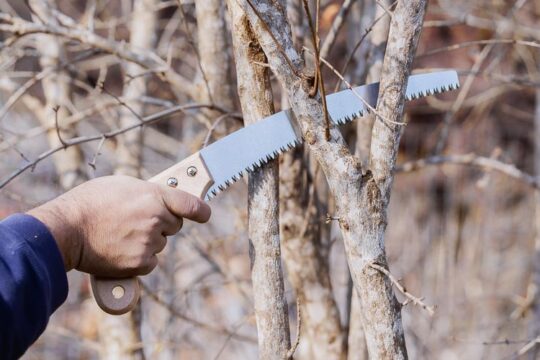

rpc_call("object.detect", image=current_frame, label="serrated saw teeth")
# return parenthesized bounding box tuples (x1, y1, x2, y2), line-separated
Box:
(208, 142, 292, 198)
(203, 70, 460, 201)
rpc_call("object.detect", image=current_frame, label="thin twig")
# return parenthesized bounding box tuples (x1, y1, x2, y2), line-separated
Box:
(395, 153, 539, 189)
(287, 297, 302, 359)
(301, 0, 331, 140)
(87, 135, 106, 171)
(514, 336, 540, 357)
(0, 50, 98, 122)
(375, 0, 394, 19)
(98, 82, 145, 122)
(370, 262, 436, 316)
(0, 12, 196, 97)
(417, 39, 540, 58)
(320, 0, 355, 58)
(53, 106, 68, 148)
(176, 0, 214, 104)
(0, 103, 224, 189)
(202, 112, 243, 148)
(139, 281, 257, 343)
(304, 46, 406, 126)
(334, 1, 397, 92)
(212, 316, 254, 360)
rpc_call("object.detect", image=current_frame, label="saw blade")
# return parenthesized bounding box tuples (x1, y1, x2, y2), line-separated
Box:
(202, 70, 460, 199)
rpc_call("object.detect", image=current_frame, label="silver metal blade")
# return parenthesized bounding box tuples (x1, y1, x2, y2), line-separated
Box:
(201, 110, 301, 199)
(327, 70, 460, 125)
(202, 70, 460, 199)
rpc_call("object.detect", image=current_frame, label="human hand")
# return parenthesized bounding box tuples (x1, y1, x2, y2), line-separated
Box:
(28, 175, 211, 276)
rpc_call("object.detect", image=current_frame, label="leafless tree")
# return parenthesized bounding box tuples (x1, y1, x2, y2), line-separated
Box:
(2, 0, 540, 359)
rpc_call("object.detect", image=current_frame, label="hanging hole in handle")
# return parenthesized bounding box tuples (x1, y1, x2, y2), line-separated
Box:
(112, 285, 125, 299)
(91, 275, 141, 315)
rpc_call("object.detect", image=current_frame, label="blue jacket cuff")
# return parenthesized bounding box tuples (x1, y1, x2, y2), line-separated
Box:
(1, 213, 68, 312)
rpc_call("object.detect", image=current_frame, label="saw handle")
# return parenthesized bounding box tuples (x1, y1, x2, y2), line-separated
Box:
(90, 153, 213, 315)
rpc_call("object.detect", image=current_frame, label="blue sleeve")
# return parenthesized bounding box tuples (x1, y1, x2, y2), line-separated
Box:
(0, 214, 68, 360)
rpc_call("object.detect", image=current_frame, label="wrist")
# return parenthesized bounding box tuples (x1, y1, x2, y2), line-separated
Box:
(28, 195, 83, 271)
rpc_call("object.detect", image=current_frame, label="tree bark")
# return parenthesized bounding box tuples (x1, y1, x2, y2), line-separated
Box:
(228, 1, 291, 358)
(349, 2, 391, 357)
(355, 0, 391, 169)
(358, 2, 426, 358)
(280, 148, 345, 360)
(239, 0, 427, 357)
(279, 2, 344, 359)
(115, 0, 158, 177)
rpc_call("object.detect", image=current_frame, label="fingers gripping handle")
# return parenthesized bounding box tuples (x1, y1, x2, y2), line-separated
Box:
(92, 152, 214, 314)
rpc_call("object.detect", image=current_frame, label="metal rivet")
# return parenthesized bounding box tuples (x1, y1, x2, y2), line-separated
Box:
(167, 177, 178, 188)
(187, 166, 197, 177)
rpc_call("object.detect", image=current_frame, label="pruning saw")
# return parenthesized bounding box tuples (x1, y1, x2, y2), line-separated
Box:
(90, 70, 460, 315)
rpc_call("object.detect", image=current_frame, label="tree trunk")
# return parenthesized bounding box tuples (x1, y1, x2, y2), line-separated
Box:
(239, 0, 427, 357)
(228, 1, 291, 358)
(280, 147, 345, 359)
(194, 0, 235, 139)
(279, 1, 344, 359)
(349, 2, 391, 357)
(195, 0, 234, 111)
(355, 0, 391, 169)
(115, 0, 158, 177)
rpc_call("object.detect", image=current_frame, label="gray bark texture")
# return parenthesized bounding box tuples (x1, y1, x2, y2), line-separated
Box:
(280, 147, 345, 360)
(279, 1, 345, 359)
(355, 0, 391, 169)
(239, 0, 427, 358)
(228, 1, 291, 358)
(349, 2, 390, 357)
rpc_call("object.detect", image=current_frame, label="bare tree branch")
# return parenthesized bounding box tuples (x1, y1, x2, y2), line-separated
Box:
(395, 154, 539, 189)
(369, 263, 435, 316)
(237, 0, 427, 357)
(319, 0, 354, 59)
(0, 11, 197, 99)
(0, 104, 222, 189)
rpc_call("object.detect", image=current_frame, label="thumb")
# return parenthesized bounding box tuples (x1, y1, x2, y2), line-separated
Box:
(159, 186, 211, 223)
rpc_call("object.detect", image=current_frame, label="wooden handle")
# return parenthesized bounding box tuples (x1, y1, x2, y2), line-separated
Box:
(90, 276, 140, 315)
(92, 152, 214, 314)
